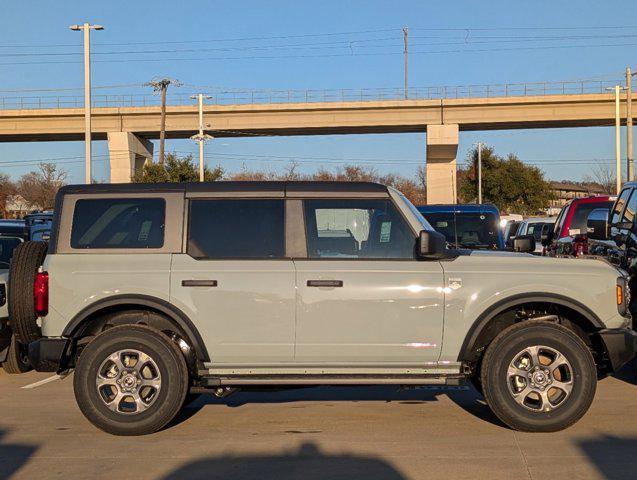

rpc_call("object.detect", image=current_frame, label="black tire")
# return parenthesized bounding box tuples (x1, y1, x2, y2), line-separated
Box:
(74, 324, 189, 436)
(481, 320, 596, 432)
(3, 335, 33, 374)
(8, 241, 48, 343)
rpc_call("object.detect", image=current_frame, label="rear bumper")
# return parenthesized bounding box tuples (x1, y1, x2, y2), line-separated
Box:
(28, 337, 73, 373)
(598, 328, 637, 372)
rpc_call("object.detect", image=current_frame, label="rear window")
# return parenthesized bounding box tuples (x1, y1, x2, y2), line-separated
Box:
(71, 198, 165, 249)
(569, 201, 613, 235)
(423, 211, 500, 249)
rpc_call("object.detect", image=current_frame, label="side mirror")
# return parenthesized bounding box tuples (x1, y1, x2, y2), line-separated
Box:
(418, 230, 447, 259)
(586, 208, 609, 241)
(513, 235, 536, 253)
(541, 229, 554, 247)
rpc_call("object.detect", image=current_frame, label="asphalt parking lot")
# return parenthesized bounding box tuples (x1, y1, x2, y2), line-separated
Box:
(1, 363, 637, 480)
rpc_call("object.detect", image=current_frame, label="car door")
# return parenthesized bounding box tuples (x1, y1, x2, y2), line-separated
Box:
(170, 197, 296, 364)
(294, 197, 445, 364)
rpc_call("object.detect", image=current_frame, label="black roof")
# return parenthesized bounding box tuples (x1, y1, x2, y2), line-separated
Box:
(58, 181, 389, 195)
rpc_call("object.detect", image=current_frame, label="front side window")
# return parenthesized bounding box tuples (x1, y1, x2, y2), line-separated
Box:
(304, 199, 415, 259)
(611, 189, 631, 225)
(188, 199, 284, 259)
(71, 198, 165, 249)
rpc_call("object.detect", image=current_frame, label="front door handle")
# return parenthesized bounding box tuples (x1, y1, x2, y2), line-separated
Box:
(307, 279, 343, 287)
(182, 280, 218, 287)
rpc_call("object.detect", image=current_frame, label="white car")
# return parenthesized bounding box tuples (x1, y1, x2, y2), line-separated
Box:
(517, 217, 557, 254)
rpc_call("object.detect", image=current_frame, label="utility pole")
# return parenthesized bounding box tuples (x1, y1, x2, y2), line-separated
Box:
(144, 78, 181, 165)
(69, 23, 103, 184)
(627, 67, 635, 182)
(190, 94, 213, 182)
(403, 26, 409, 99)
(607, 86, 625, 194)
(477, 142, 483, 204)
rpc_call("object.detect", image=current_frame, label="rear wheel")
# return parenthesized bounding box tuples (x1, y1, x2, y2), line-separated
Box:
(73, 324, 189, 436)
(8, 241, 48, 343)
(481, 320, 596, 432)
(3, 335, 32, 374)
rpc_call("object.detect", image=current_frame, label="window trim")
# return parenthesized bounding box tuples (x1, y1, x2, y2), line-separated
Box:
(299, 197, 419, 261)
(185, 197, 288, 261)
(57, 192, 183, 255)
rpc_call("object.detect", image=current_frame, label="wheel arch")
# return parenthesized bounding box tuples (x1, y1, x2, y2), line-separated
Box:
(62, 294, 210, 363)
(458, 292, 604, 364)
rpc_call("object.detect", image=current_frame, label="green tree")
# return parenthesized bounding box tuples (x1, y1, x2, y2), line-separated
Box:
(132, 153, 224, 183)
(459, 146, 554, 214)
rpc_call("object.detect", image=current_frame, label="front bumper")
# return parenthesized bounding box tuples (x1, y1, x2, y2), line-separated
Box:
(28, 337, 74, 373)
(598, 328, 637, 372)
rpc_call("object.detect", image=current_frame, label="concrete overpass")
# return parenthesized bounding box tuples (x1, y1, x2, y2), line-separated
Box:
(0, 91, 634, 202)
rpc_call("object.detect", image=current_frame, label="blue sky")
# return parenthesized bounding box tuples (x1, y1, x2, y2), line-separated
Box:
(0, 0, 635, 183)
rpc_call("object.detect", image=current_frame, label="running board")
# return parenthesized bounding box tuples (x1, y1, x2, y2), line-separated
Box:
(198, 374, 466, 387)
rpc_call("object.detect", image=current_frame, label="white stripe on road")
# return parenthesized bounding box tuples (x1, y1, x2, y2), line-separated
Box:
(21, 374, 67, 389)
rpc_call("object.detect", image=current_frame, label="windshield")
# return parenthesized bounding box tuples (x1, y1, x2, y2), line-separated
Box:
(423, 211, 500, 249)
(0, 237, 22, 268)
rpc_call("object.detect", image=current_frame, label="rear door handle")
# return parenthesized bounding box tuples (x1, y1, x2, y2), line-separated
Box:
(307, 280, 343, 287)
(182, 280, 218, 287)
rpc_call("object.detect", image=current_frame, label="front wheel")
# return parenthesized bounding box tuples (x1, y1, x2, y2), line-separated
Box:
(481, 320, 597, 432)
(73, 324, 189, 436)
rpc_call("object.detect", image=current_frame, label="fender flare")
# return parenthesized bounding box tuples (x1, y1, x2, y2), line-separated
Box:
(61, 294, 210, 362)
(457, 292, 604, 363)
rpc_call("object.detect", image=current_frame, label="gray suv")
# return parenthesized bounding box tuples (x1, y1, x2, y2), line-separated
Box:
(8, 181, 636, 436)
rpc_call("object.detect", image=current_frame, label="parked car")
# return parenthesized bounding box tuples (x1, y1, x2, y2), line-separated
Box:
(8, 182, 634, 435)
(587, 182, 637, 315)
(0, 212, 53, 374)
(0, 239, 31, 374)
(516, 217, 557, 254)
(502, 219, 522, 249)
(416, 204, 505, 250)
(545, 196, 615, 257)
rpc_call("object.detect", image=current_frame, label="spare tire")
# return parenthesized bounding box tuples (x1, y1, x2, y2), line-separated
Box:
(8, 241, 48, 343)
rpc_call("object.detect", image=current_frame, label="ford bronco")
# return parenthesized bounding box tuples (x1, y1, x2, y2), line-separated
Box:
(8, 181, 636, 435)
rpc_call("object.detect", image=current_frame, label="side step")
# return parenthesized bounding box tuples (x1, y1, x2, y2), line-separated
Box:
(198, 374, 466, 387)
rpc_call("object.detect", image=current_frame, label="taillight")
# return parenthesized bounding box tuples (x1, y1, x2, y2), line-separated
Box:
(573, 235, 589, 257)
(34, 271, 48, 317)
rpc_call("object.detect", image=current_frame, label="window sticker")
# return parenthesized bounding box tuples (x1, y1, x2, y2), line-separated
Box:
(380, 221, 392, 242)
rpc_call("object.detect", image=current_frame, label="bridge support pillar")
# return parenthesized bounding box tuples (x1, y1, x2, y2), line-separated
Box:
(426, 124, 459, 204)
(107, 132, 154, 183)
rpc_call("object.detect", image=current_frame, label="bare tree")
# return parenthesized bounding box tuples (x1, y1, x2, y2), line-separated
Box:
(0, 173, 16, 218)
(584, 162, 616, 194)
(16, 163, 67, 211)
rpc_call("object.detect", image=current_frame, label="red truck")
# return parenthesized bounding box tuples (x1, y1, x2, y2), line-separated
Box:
(545, 195, 615, 257)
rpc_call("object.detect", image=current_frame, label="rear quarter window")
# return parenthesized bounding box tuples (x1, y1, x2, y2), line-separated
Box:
(70, 198, 166, 249)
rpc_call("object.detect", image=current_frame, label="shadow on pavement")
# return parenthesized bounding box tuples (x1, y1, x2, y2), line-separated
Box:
(577, 434, 637, 480)
(612, 357, 637, 386)
(161, 441, 406, 480)
(173, 384, 506, 429)
(0, 428, 38, 479)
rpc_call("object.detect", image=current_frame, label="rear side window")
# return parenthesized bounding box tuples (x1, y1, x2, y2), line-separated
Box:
(188, 199, 284, 259)
(71, 198, 165, 249)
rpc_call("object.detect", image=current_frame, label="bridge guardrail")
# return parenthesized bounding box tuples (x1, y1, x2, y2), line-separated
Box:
(0, 79, 622, 110)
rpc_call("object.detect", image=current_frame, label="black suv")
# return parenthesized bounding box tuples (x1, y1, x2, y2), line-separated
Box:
(587, 182, 637, 313)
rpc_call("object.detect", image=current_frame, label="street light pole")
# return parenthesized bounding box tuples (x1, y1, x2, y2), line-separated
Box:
(477, 142, 483, 204)
(606, 85, 626, 193)
(627, 67, 635, 182)
(190, 94, 213, 182)
(70, 23, 103, 184)
(403, 26, 409, 99)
